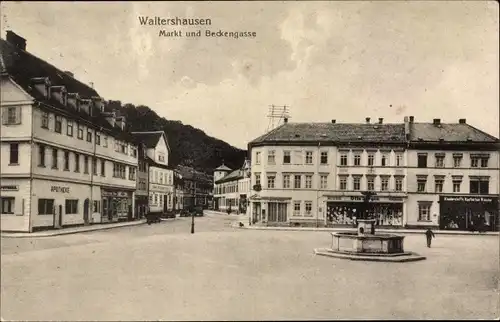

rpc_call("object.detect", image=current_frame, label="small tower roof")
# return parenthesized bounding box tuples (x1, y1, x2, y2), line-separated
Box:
(215, 164, 232, 172)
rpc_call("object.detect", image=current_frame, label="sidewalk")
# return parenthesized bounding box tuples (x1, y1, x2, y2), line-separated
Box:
(238, 225, 499, 236)
(1, 219, 148, 238)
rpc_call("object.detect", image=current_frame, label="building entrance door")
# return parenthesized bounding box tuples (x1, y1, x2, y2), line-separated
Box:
(268, 202, 287, 222)
(83, 199, 90, 224)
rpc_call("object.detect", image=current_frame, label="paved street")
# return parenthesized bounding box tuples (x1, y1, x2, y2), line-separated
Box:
(1, 213, 498, 320)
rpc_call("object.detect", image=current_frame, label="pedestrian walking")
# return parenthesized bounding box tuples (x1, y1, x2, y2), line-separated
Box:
(425, 228, 435, 248)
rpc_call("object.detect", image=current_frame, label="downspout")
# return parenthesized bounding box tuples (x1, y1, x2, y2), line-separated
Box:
(316, 141, 321, 228)
(29, 102, 36, 233)
(88, 126, 97, 225)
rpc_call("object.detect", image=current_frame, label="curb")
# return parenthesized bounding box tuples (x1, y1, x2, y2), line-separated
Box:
(236, 225, 499, 236)
(1, 220, 148, 238)
(314, 248, 426, 263)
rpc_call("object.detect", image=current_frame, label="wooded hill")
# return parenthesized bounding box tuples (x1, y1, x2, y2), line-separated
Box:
(107, 101, 247, 174)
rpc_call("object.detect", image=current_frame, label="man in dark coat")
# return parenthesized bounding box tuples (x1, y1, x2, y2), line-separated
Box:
(425, 228, 436, 248)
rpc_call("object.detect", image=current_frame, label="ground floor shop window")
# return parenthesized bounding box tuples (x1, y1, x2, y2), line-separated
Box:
(1, 197, 15, 214)
(418, 202, 431, 221)
(268, 202, 287, 222)
(65, 199, 78, 214)
(440, 202, 498, 231)
(327, 202, 403, 226)
(38, 199, 54, 215)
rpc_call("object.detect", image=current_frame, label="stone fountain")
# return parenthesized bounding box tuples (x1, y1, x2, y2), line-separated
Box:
(314, 192, 426, 262)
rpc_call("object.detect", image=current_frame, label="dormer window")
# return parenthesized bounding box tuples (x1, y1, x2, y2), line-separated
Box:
(62, 91, 68, 106)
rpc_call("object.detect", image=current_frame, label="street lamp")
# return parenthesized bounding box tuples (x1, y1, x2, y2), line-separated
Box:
(186, 160, 196, 234)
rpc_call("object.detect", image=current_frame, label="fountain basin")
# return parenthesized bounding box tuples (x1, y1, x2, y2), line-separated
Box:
(331, 232, 405, 254)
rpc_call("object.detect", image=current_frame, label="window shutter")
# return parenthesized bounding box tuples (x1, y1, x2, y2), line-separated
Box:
(16, 107, 22, 124)
(1, 108, 6, 125)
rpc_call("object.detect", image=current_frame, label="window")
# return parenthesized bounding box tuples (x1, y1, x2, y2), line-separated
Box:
(3, 106, 21, 125)
(481, 158, 489, 168)
(320, 175, 328, 189)
(318, 151, 328, 165)
(255, 152, 261, 165)
(51, 148, 58, 169)
(293, 201, 301, 216)
(305, 201, 312, 217)
(418, 203, 431, 221)
(353, 176, 361, 191)
(294, 175, 301, 189)
(453, 180, 461, 193)
(129, 167, 136, 180)
(9, 143, 19, 164)
(77, 124, 84, 139)
(381, 154, 388, 167)
(38, 145, 46, 167)
(54, 116, 62, 133)
(470, 178, 489, 194)
(93, 200, 100, 213)
(41, 112, 49, 128)
(367, 176, 375, 191)
(305, 175, 312, 189)
(67, 121, 73, 136)
(255, 173, 261, 186)
(434, 178, 444, 193)
(74, 153, 80, 172)
(154, 193, 158, 205)
(381, 177, 389, 191)
(417, 178, 427, 193)
(353, 154, 361, 166)
(471, 157, 479, 168)
(453, 156, 462, 168)
(92, 158, 98, 175)
(305, 151, 313, 164)
(396, 153, 403, 167)
(395, 177, 403, 192)
(340, 153, 348, 166)
(1, 197, 15, 214)
(131, 147, 137, 158)
(158, 154, 165, 162)
(113, 163, 126, 179)
(267, 150, 275, 164)
(267, 174, 275, 189)
(283, 174, 291, 189)
(103, 136, 108, 147)
(38, 199, 54, 215)
(101, 160, 106, 176)
(435, 155, 445, 168)
(87, 129, 92, 142)
(339, 176, 347, 190)
(64, 151, 70, 171)
(417, 154, 427, 168)
(96, 133, 101, 145)
(65, 199, 78, 214)
(368, 153, 375, 166)
(84, 156, 89, 174)
(283, 151, 291, 164)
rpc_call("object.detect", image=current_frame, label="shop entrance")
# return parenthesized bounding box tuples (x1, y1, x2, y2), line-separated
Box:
(268, 202, 287, 223)
(83, 199, 90, 224)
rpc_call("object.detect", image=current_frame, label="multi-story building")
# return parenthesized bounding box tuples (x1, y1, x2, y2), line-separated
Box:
(247, 116, 499, 231)
(405, 117, 499, 231)
(213, 160, 251, 213)
(131, 131, 174, 213)
(0, 31, 139, 232)
(176, 165, 213, 209)
(135, 142, 149, 218)
(173, 169, 184, 211)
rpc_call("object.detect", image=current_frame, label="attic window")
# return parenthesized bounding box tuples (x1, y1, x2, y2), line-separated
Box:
(418, 137, 423, 141)
(357, 136, 362, 139)
(320, 134, 327, 138)
(294, 134, 300, 138)
(373, 125, 379, 129)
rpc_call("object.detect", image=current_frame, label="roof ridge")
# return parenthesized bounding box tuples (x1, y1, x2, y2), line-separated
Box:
(250, 123, 288, 144)
(463, 123, 499, 141)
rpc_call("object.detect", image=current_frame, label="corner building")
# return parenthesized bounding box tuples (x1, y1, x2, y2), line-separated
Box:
(0, 31, 139, 232)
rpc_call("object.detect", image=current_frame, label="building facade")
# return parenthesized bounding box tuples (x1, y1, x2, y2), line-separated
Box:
(213, 160, 251, 214)
(247, 117, 499, 231)
(176, 165, 213, 209)
(131, 131, 174, 213)
(135, 143, 149, 219)
(0, 31, 139, 232)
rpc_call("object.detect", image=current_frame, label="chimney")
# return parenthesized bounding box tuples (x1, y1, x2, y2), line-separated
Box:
(378, 118, 383, 124)
(284, 117, 288, 124)
(31, 77, 51, 98)
(115, 116, 126, 130)
(6, 31, 26, 51)
(365, 117, 371, 124)
(409, 116, 414, 123)
(433, 118, 441, 125)
(331, 119, 336, 124)
(459, 118, 466, 124)
(404, 116, 410, 140)
(64, 71, 74, 78)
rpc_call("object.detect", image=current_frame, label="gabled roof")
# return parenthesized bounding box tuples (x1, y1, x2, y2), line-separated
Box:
(409, 123, 498, 142)
(215, 164, 232, 172)
(249, 122, 406, 145)
(215, 169, 244, 184)
(145, 156, 174, 170)
(176, 165, 213, 184)
(131, 131, 171, 152)
(0, 34, 137, 144)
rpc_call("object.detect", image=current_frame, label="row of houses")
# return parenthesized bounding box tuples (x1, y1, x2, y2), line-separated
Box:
(0, 31, 212, 233)
(214, 118, 500, 232)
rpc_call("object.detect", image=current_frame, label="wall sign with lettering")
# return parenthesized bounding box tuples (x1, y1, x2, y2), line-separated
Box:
(51, 186, 70, 193)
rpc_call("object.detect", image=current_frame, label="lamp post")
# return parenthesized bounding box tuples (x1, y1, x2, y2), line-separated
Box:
(186, 160, 196, 234)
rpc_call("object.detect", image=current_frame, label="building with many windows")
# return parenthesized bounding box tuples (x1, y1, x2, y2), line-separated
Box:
(213, 160, 251, 214)
(0, 31, 139, 232)
(176, 165, 213, 209)
(131, 131, 174, 213)
(135, 142, 149, 219)
(247, 116, 499, 231)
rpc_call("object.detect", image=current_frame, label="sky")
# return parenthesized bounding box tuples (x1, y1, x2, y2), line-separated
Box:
(1, 1, 498, 149)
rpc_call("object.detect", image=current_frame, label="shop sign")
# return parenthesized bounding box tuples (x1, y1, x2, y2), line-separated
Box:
(0, 185, 19, 191)
(51, 186, 70, 193)
(151, 184, 171, 193)
(102, 191, 130, 198)
(440, 196, 497, 204)
(327, 196, 342, 201)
